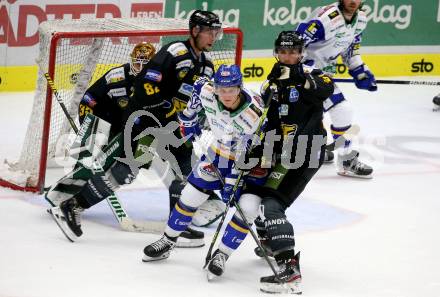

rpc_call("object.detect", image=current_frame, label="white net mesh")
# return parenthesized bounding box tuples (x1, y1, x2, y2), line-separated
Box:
(0, 18, 241, 192)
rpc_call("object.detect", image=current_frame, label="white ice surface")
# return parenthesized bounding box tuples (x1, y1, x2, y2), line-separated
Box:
(1, 78, 440, 297)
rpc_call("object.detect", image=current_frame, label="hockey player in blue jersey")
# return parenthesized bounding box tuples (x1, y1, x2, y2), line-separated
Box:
(141, 65, 266, 280)
(296, 0, 375, 178)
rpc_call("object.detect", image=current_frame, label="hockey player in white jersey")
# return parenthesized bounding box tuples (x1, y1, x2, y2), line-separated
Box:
(142, 64, 265, 280)
(296, 0, 375, 178)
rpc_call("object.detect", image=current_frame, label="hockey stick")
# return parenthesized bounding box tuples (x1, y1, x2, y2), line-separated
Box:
(44, 73, 78, 134)
(333, 78, 440, 86)
(43, 72, 165, 234)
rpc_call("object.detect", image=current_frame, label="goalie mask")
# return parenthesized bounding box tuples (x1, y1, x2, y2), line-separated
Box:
(130, 42, 156, 75)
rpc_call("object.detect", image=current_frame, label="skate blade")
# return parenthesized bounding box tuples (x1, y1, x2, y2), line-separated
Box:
(141, 252, 170, 262)
(260, 281, 302, 294)
(50, 207, 78, 242)
(337, 171, 373, 179)
(206, 270, 219, 282)
(176, 237, 205, 248)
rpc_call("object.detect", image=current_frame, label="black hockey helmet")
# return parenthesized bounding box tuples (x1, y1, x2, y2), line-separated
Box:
(274, 31, 304, 53)
(189, 10, 222, 31)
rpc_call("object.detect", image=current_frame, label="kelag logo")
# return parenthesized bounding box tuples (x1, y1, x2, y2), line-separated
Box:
(243, 63, 264, 78)
(411, 59, 434, 73)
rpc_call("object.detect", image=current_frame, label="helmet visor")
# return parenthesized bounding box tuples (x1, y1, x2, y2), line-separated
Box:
(196, 25, 223, 40)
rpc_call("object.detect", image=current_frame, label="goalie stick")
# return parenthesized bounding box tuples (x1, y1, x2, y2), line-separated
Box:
(43, 72, 165, 234)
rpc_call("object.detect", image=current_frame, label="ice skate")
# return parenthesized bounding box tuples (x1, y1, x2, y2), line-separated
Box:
(50, 198, 83, 242)
(337, 150, 373, 179)
(433, 94, 440, 111)
(323, 149, 335, 163)
(260, 252, 302, 294)
(176, 226, 205, 248)
(142, 235, 177, 262)
(206, 249, 229, 281)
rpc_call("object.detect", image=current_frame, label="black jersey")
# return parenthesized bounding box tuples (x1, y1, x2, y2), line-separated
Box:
(262, 63, 334, 158)
(127, 39, 215, 129)
(78, 63, 134, 135)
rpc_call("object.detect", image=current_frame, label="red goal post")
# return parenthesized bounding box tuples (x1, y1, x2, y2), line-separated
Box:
(0, 18, 243, 193)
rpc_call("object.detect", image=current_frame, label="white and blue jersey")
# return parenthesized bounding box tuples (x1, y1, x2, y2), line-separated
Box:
(182, 76, 265, 190)
(296, 2, 368, 110)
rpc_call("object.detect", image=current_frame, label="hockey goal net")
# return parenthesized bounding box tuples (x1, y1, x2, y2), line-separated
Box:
(0, 18, 243, 193)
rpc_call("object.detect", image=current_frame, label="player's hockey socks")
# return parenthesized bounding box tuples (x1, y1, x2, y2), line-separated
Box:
(220, 215, 249, 252)
(165, 200, 197, 236)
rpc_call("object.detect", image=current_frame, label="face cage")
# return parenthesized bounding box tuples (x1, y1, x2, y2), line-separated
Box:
(130, 57, 150, 75)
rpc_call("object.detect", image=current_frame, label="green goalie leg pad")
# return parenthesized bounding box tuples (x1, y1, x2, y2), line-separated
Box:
(45, 114, 124, 205)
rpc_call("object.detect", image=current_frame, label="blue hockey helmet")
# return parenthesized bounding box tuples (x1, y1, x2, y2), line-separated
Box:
(213, 64, 242, 88)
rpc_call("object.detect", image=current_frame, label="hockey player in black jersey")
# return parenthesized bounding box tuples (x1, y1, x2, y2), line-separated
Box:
(78, 42, 155, 137)
(120, 10, 226, 246)
(48, 11, 224, 247)
(250, 31, 334, 294)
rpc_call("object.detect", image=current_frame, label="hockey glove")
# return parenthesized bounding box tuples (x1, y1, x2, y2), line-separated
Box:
(177, 112, 201, 141)
(268, 63, 306, 85)
(348, 64, 378, 91)
(220, 173, 244, 204)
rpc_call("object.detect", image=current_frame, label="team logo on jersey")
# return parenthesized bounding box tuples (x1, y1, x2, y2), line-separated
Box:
(82, 93, 97, 107)
(289, 88, 299, 103)
(232, 120, 244, 134)
(198, 163, 218, 180)
(204, 106, 216, 115)
(281, 124, 298, 136)
(178, 83, 193, 97)
(117, 98, 129, 109)
(178, 69, 189, 80)
(177, 49, 188, 56)
(268, 171, 284, 180)
(279, 104, 289, 116)
(107, 87, 127, 98)
(144, 70, 162, 82)
(249, 103, 262, 117)
(328, 10, 340, 20)
(105, 67, 125, 84)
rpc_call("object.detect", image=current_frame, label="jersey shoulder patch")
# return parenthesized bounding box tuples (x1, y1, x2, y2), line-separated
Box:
(105, 66, 126, 84)
(317, 4, 344, 29)
(167, 42, 189, 58)
(144, 69, 163, 82)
